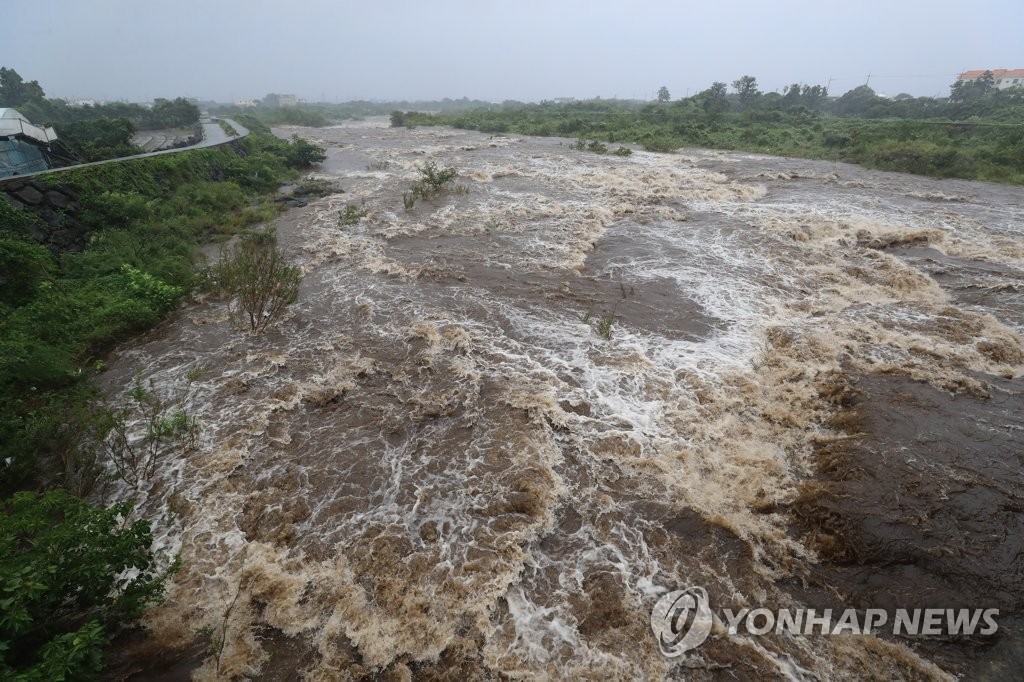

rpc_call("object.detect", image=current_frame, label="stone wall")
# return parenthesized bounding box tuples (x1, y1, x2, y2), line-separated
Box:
(1, 177, 89, 251)
(1, 136, 250, 253)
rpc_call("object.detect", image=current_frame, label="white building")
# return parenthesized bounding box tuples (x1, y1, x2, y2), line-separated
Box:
(234, 98, 257, 107)
(958, 69, 1024, 91)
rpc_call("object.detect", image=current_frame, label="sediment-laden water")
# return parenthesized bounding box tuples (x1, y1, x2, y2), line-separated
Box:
(103, 119, 1024, 680)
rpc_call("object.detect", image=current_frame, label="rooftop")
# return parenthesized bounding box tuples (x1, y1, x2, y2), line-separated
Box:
(959, 69, 1024, 80)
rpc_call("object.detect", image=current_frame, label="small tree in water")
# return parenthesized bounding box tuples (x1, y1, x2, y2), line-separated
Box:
(214, 230, 301, 334)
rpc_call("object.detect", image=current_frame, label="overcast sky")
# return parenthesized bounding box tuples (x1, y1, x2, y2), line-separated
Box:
(4, 0, 1021, 103)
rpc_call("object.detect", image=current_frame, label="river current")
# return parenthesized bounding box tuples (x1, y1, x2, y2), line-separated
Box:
(103, 119, 1024, 680)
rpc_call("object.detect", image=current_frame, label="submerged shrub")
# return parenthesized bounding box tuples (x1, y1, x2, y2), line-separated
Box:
(213, 231, 301, 334)
(339, 202, 368, 226)
(410, 161, 458, 201)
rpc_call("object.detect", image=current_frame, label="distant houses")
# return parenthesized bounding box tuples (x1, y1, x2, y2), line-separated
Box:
(262, 93, 298, 107)
(958, 69, 1024, 91)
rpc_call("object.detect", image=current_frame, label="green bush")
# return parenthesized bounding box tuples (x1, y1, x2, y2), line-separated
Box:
(339, 202, 368, 226)
(410, 161, 458, 200)
(54, 118, 140, 162)
(283, 134, 327, 168)
(0, 490, 168, 680)
(212, 231, 301, 334)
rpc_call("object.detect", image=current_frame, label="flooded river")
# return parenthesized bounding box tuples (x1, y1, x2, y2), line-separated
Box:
(104, 119, 1024, 680)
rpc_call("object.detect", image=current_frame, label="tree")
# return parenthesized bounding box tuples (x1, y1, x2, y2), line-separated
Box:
(801, 84, 829, 110)
(0, 490, 168, 680)
(782, 83, 828, 110)
(833, 84, 880, 115)
(142, 97, 200, 129)
(55, 117, 139, 162)
(214, 230, 301, 334)
(949, 71, 995, 103)
(657, 86, 671, 102)
(732, 75, 760, 108)
(0, 67, 46, 107)
(782, 83, 803, 108)
(700, 82, 729, 119)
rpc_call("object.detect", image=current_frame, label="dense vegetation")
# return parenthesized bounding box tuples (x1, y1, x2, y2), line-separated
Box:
(212, 96, 498, 128)
(1, 490, 170, 680)
(395, 76, 1024, 184)
(1, 67, 201, 161)
(0, 106, 323, 676)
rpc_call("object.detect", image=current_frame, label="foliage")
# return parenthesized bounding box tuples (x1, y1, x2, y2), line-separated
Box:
(0, 490, 167, 680)
(592, 313, 615, 340)
(218, 119, 238, 137)
(949, 71, 995, 103)
(0, 237, 54, 307)
(0, 129, 306, 494)
(656, 86, 671, 103)
(54, 117, 140, 162)
(1, 67, 200, 163)
(731, 75, 760, 109)
(103, 374, 200, 490)
(339, 202, 368, 226)
(0, 67, 45, 107)
(283, 134, 326, 168)
(410, 161, 458, 200)
(700, 82, 729, 119)
(248, 106, 331, 127)
(579, 310, 615, 339)
(211, 231, 301, 334)
(399, 80, 1024, 184)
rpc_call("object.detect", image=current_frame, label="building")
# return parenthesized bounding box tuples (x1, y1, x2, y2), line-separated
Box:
(958, 69, 1024, 91)
(262, 93, 298, 107)
(0, 108, 59, 178)
(234, 98, 257, 107)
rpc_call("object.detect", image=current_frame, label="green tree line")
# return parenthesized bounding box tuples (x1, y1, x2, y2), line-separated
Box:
(394, 74, 1024, 184)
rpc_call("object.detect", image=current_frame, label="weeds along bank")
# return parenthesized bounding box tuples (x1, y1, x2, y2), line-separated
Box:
(0, 116, 324, 678)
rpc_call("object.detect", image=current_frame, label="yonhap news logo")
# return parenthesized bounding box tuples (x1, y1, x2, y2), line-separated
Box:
(650, 586, 999, 656)
(650, 587, 714, 657)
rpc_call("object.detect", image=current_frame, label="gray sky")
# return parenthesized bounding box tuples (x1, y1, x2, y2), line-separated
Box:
(5, 0, 1021, 102)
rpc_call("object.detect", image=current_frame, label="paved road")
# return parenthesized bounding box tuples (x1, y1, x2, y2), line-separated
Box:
(196, 116, 248, 147)
(0, 116, 250, 182)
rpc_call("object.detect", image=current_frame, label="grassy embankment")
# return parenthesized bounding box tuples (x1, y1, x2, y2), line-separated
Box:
(0, 115, 323, 495)
(0, 114, 327, 679)
(396, 100, 1024, 184)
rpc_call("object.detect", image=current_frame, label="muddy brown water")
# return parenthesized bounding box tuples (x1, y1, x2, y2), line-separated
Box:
(100, 119, 1023, 680)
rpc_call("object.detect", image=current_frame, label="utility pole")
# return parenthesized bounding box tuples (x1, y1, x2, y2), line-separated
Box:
(865, 72, 872, 87)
